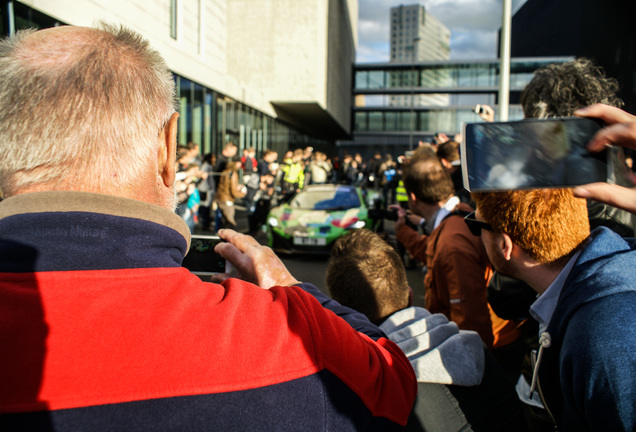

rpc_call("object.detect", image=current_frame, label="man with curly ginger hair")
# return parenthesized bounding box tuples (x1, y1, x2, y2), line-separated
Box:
(469, 188, 636, 431)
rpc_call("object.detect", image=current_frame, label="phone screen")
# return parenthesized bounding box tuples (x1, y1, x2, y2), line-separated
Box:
(182, 235, 229, 275)
(461, 117, 607, 192)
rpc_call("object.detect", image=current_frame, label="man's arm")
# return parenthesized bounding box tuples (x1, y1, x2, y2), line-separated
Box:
(295, 282, 385, 339)
(214, 229, 385, 339)
(395, 224, 428, 262)
(214, 229, 417, 425)
(389, 204, 429, 262)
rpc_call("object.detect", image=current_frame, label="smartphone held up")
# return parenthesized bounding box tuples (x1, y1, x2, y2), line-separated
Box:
(461, 117, 631, 192)
(473, 104, 486, 115)
(182, 234, 231, 279)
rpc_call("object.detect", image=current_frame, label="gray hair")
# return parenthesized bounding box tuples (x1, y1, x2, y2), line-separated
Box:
(0, 23, 177, 196)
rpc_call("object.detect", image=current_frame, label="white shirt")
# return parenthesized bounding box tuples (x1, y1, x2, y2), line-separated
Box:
(431, 196, 461, 230)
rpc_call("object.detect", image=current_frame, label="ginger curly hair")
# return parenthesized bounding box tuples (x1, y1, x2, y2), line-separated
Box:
(472, 189, 590, 265)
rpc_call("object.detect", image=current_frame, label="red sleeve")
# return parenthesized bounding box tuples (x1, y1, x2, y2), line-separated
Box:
(280, 285, 417, 426)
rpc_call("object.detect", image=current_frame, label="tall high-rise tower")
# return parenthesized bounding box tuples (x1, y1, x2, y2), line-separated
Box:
(389, 4, 450, 106)
(390, 4, 450, 62)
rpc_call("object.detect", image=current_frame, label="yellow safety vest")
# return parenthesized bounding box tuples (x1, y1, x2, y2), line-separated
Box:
(283, 162, 305, 189)
(396, 180, 408, 202)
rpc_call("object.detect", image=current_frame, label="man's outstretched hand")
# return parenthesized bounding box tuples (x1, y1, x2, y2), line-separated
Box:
(214, 229, 299, 289)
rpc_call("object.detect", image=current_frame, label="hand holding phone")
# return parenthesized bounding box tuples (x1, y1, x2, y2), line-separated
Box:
(572, 104, 636, 214)
(474, 104, 495, 122)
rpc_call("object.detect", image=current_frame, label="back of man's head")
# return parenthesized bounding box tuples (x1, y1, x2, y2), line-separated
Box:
(326, 229, 410, 324)
(223, 142, 237, 157)
(263, 149, 277, 161)
(521, 58, 623, 118)
(437, 141, 460, 165)
(402, 153, 454, 205)
(473, 189, 590, 264)
(0, 23, 176, 197)
(292, 148, 303, 161)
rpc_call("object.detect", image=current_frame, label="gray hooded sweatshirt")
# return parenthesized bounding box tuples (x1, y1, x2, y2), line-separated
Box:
(379, 306, 485, 386)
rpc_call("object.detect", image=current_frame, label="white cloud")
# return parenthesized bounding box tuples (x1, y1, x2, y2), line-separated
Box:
(357, 0, 528, 62)
(451, 30, 498, 59)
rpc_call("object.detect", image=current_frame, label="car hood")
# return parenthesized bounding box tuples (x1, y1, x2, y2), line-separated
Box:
(270, 206, 366, 234)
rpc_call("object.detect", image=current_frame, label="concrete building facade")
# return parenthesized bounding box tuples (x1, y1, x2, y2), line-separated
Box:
(0, 0, 357, 156)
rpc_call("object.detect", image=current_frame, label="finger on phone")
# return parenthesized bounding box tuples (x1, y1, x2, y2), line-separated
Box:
(573, 183, 636, 214)
(217, 229, 260, 253)
(575, 104, 635, 125)
(214, 241, 252, 273)
(575, 104, 636, 151)
(589, 123, 636, 152)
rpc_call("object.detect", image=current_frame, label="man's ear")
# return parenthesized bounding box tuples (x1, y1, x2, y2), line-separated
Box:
(500, 233, 514, 261)
(158, 112, 179, 187)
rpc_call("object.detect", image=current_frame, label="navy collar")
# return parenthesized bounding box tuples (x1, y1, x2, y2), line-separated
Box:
(0, 192, 190, 272)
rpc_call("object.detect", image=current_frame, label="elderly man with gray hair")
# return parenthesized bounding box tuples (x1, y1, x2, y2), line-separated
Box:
(0, 24, 416, 430)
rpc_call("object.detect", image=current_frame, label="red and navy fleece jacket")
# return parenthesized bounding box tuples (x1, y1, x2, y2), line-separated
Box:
(0, 191, 416, 431)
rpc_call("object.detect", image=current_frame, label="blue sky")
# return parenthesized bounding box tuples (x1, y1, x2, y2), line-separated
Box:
(357, 0, 528, 62)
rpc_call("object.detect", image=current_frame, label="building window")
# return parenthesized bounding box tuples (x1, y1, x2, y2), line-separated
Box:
(170, 0, 178, 39)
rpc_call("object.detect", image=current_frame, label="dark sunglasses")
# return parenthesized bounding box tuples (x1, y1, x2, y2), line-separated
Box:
(464, 211, 493, 236)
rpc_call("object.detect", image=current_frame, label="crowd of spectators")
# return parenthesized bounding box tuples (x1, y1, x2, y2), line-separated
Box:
(173, 139, 429, 234)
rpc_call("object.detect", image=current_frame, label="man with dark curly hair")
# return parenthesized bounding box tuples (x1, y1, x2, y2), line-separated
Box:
(520, 58, 633, 236)
(521, 58, 623, 118)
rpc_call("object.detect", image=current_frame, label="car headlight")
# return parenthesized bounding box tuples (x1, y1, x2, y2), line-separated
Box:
(268, 217, 279, 227)
(351, 220, 366, 229)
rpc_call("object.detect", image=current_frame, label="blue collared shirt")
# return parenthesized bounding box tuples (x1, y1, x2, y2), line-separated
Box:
(529, 249, 582, 334)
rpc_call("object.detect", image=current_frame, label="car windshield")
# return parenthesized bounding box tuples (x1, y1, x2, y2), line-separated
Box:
(289, 187, 361, 210)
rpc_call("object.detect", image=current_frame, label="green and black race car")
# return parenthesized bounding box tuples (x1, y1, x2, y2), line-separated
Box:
(266, 184, 383, 253)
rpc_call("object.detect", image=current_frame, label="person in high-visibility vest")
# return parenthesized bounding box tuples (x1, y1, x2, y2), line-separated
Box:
(395, 173, 417, 269)
(281, 148, 305, 200)
(396, 178, 409, 209)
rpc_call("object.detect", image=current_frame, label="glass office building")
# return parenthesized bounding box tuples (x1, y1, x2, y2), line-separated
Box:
(339, 57, 572, 158)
